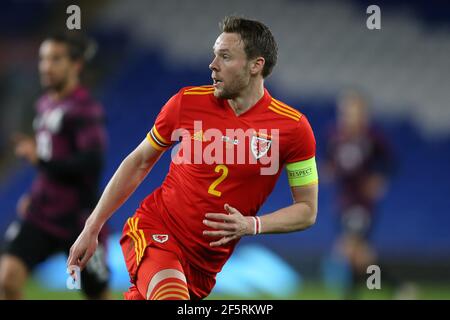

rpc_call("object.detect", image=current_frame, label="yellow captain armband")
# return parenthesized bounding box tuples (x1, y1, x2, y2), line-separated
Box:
(286, 157, 319, 187)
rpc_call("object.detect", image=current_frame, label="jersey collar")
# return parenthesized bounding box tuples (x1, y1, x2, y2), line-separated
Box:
(218, 88, 272, 118)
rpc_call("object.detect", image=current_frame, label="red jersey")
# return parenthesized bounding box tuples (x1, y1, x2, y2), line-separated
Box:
(142, 85, 316, 275)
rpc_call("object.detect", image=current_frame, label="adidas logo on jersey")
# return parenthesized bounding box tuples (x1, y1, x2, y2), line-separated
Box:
(192, 130, 205, 141)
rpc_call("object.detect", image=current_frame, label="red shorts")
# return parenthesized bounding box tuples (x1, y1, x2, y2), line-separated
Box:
(120, 208, 216, 300)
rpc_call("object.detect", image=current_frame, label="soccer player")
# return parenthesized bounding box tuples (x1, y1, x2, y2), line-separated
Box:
(324, 90, 393, 298)
(67, 16, 319, 300)
(0, 33, 110, 300)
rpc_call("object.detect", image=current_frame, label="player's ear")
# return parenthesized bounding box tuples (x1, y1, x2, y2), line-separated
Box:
(250, 57, 265, 76)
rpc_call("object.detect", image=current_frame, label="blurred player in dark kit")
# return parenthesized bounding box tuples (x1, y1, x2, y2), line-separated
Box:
(0, 32, 110, 299)
(325, 90, 394, 298)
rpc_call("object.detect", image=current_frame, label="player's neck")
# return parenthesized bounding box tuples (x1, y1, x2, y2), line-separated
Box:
(228, 79, 264, 116)
(48, 78, 80, 101)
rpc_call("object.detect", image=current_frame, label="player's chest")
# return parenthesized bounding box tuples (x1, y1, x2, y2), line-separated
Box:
(34, 105, 67, 134)
(174, 111, 288, 176)
(334, 138, 375, 171)
(33, 105, 74, 160)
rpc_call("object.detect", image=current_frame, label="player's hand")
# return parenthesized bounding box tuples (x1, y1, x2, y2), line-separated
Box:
(12, 133, 38, 165)
(203, 203, 253, 247)
(67, 226, 99, 272)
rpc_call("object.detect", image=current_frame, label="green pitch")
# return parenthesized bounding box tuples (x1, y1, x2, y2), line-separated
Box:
(22, 279, 450, 300)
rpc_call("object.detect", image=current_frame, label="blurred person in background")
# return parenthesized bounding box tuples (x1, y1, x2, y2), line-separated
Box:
(324, 90, 395, 299)
(0, 32, 110, 300)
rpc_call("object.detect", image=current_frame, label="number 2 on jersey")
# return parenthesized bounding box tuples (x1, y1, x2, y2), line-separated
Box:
(208, 165, 228, 197)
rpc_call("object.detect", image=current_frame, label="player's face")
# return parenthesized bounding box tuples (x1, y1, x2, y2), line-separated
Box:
(338, 95, 368, 133)
(39, 40, 76, 92)
(209, 33, 251, 99)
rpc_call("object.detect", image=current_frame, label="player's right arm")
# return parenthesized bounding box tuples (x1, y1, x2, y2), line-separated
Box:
(68, 90, 182, 270)
(67, 139, 163, 270)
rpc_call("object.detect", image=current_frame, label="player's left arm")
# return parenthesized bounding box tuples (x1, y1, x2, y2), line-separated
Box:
(204, 114, 319, 247)
(257, 183, 318, 233)
(257, 155, 319, 233)
(204, 168, 318, 247)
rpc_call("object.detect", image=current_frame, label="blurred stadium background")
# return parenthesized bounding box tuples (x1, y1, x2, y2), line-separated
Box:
(0, 0, 449, 299)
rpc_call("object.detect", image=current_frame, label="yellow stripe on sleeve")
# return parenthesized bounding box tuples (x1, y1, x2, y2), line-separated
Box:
(183, 90, 215, 95)
(272, 99, 303, 117)
(185, 86, 214, 91)
(269, 103, 302, 120)
(146, 133, 166, 151)
(152, 125, 170, 145)
(268, 106, 300, 121)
